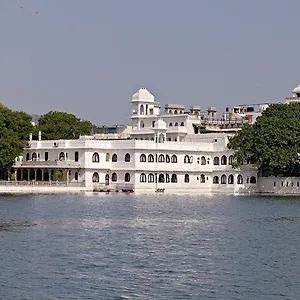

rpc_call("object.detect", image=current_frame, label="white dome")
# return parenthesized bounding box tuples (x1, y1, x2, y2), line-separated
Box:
(154, 119, 167, 130)
(293, 84, 300, 94)
(132, 88, 155, 102)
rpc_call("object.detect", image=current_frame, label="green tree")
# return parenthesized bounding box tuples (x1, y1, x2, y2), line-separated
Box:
(227, 103, 300, 176)
(36, 111, 93, 140)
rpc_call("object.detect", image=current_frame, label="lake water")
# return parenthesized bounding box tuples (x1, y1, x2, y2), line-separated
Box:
(0, 194, 300, 300)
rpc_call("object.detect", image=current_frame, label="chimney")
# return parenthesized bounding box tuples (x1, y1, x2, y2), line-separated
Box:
(38, 131, 42, 141)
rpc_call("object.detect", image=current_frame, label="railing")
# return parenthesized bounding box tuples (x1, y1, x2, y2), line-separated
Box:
(0, 180, 85, 187)
(14, 160, 80, 168)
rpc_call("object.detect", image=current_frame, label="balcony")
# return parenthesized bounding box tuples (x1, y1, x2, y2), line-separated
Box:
(14, 160, 80, 168)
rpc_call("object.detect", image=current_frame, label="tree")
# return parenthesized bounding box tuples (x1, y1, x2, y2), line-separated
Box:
(0, 105, 33, 171)
(227, 103, 300, 176)
(36, 111, 93, 140)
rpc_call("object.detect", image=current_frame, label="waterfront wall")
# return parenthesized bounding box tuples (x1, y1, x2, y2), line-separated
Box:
(258, 177, 300, 194)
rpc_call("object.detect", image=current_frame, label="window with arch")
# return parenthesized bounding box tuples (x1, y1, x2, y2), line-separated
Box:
(200, 174, 205, 183)
(148, 173, 155, 183)
(125, 153, 130, 162)
(184, 155, 191, 164)
(201, 156, 206, 165)
(140, 154, 146, 162)
(112, 172, 117, 182)
(158, 174, 165, 183)
(166, 174, 170, 183)
(158, 134, 165, 143)
(180, 122, 184, 126)
(250, 176, 256, 184)
(31, 152, 37, 161)
(174, 110, 178, 114)
(148, 154, 154, 162)
(59, 152, 65, 161)
(140, 173, 147, 182)
(221, 155, 227, 165)
(228, 155, 234, 165)
(125, 173, 131, 182)
(228, 174, 234, 184)
(171, 155, 177, 163)
(158, 154, 165, 163)
(221, 174, 227, 184)
(171, 174, 177, 183)
(169, 123, 173, 127)
(213, 156, 220, 165)
(26, 153, 30, 161)
(166, 154, 170, 163)
(237, 175, 243, 184)
(112, 153, 118, 162)
(92, 152, 100, 163)
(184, 174, 190, 183)
(106, 153, 110, 162)
(105, 173, 109, 185)
(140, 104, 144, 115)
(213, 176, 219, 184)
(175, 122, 178, 126)
(92, 172, 99, 183)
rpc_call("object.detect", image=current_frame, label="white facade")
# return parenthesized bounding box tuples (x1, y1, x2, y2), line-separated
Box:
(14, 88, 258, 194)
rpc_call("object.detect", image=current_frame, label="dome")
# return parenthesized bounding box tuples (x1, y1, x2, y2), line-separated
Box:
(154, 119, 167, 130)
(293, 84, 300, 94)
(132, 88, 155, 102)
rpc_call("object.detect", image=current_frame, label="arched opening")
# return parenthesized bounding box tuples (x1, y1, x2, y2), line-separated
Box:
(125, 153, 130, 162)
(112, 172, 117, 182)
(140, 154, 146, 162)
(171, 174, 177, 183)
(166, 154, 170, 163)
(92, 152, 100, 163)
(59, 152, 65, 161)
(221, 174, 227, 184)
(32, 153, 37, 161)
(180, 122, 184, 126)
(250, 176, 256, 184)
(221, 155, 227, 165)
(228, 174, 234, 184)
(158, 174, 165, 183)
(26, 153, 30, 161)
(237, 175, 243, 184)
(201, 156, 206, 165)
(29, 169, 35, 180)
(213, 176, 219, 184)
(213, 157, 220, 165)
(184, 174, 190, 183)
(140, 104, 144, 115)
(92, 172, 99, 183)
(171, 155, 177, 163)
(158, 154, 165, 163)
(166, 174, 170, 183)
(169, 123, 173, 127)
(125, 173, 130, 182)
(159, 134, 165, 143)
(140, 173, 146, 182)
(174, 110, 178, 114)
(200, 174, 205, 183)
(175, 122, 178, 126)
(105, 173, 109, 185)
(228, 155, 234, 165)
(112, 153, 118, 162)
(148, 173, 155, 183)
(36, 169, 43, 181)
(148, 154, 154, 162)
(184, 155, 191, 164)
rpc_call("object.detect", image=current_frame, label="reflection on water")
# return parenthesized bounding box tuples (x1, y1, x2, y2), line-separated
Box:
(0, 194, 300, 299)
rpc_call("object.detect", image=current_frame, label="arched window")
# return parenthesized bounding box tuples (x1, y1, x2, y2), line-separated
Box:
(184, 174, 190, 183)
(158, 174, 165, 183)
(180, 122, 184, 126)
(250, 176, 256, 184)
(221, 174, 227, 184)
(228, 174, 234, 184)
(125, 153, 130, 162)
(213, 157, 220, 165)
(31, 152, 37, 161)
(148, 154, 154, 162)
(148, 173, 155, 183)
(184, 155, 191, 164)
(228, 155, 234, 165)
(140, 173, 146, 182)
(158, 154, 165, 162)
(169, 123, 173, 127)
(213, 176, 219, 184)
(171, 174, 177, 183)
(159, 134, 165, 143)
(140, 104, 144, 115)
(237, 175, 243, 184)
(74, 172, 79, 181)
(171, 155, 177, 163)
(221, 155, 227, 165)
(112, 172, 117, 182)
(200, 174, 205, 183)
(175, 122, 178, 126)
(92, 152, 100, 163)
(112, 153, 118, 162)
(125, 173, 131, 182)
(140, 154, 146, 162)
(105, 173, 109, 185)
(201, 156, 206, 165)
(92, 172, 99, 183)
(174, 110, 178, 114)
(106, 153, 110, 162)
(166, 154, 170, 163)
(59, 152, 65, 161)
(26, 153, 30, 161)
(166, 174, 170, 183)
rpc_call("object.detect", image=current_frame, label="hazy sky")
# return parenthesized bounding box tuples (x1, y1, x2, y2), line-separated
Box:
(0, 0, 300, 125)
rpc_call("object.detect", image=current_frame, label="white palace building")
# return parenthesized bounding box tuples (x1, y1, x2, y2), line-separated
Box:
(11, 87, 265, 194)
